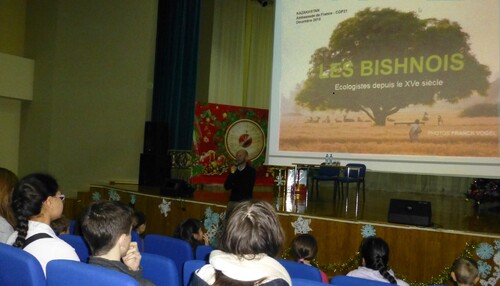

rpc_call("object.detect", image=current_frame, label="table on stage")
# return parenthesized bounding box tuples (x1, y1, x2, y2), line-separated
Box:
(290, 163, 364, 215)
(290, 163, 362, 188)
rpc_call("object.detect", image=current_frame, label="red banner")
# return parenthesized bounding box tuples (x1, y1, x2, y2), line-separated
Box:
(191, 102, 273, 185)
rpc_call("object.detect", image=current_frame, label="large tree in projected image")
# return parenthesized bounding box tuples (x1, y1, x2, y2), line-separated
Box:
(295, 8, 491, 126)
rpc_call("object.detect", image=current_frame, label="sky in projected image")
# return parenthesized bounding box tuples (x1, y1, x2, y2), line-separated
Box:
(275, 0, 500, 159)
(280, 1, 499, 99)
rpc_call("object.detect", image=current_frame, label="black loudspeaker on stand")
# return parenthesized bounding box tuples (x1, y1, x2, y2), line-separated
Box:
(139, 121, 171, 186)
(387, 199, 432, 227)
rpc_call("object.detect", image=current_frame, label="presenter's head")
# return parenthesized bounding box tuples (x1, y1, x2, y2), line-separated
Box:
(235, 149, 249, 167)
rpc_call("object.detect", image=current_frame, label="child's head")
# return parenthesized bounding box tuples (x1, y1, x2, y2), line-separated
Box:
(51, 215, 70, 235)
(132, 210, 147, 234)
(451, 258, 479, 286)
(12, 173, 63, 248)
(174, 218, 205, 248)
(0, 167, 18, 227)
(80, 200, 134, 257)
(360, 236, 397, 284)
(219, 200, 284, 257)
(291, 234, 318, 263)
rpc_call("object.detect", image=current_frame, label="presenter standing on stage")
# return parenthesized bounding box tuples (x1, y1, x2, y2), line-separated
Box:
(224, 149, 256, 216)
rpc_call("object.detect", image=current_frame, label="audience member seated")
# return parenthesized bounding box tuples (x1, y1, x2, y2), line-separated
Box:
(190, 200, 292, 286)
(0, 167, 18, 243)
(7, 173, 79, 275)
(291, 233, 328, 283)
(50, 215, 70, 235)
(174, 218, 209, 252)
(132, 210, 147, 251)
(451, 257, 479, 286)
(347, 236, 408, 286)
(80, 200, 154, 286)
(133, 210, 147, 236)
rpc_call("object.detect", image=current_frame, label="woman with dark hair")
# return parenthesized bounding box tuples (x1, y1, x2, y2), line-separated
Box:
(347, 236, 408, 286)
(190, 200, 291, 286)
(173, 218, 208, 251)
(0, 167, 18, 243)
(6, 173, 79, 275)
(291, 234, 328, 283)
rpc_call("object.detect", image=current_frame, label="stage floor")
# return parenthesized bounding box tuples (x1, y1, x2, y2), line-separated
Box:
(280, 182, 500, 235)
(111, 182, 500, 236)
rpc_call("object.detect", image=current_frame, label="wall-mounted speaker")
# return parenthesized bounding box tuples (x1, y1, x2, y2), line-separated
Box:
(388, 199, 432, 227)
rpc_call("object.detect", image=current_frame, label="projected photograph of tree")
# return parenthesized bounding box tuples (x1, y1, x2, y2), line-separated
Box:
(279, 5, 499, 157)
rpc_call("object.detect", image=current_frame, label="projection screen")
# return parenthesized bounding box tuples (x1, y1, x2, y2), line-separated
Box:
(267, 0, 500, 177)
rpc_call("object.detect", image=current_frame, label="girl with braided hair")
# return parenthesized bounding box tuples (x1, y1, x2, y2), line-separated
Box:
(347, 236, 409, 286)
(6, 173, 79, 275)
(291, 234, 329, 283)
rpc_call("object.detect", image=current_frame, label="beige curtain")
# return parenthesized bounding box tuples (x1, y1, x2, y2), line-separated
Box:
(208, 0, 274, 109)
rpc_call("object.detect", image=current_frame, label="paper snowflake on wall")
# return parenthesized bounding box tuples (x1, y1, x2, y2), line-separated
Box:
(108, 189, 120, 201)
(481, 276, 500, 286)
(274, 170, 286, 186)
(92, 192, 101, 201)
(493, 252, 500, 267)
(477, 241, 500, 286)
(291, 216, 312, 234)
(203, 207, 225, 246)
(130, 194, 136, 205)
(361, 224, 376, 238)
(477, 242, 495, 260)
(158, 198, 171, 217)
(494, 240, 500, 250)
(478, 260, 492, 279)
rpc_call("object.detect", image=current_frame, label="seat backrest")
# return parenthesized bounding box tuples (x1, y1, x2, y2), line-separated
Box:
(344, 163, 367, 178)
(183, 260, 207, 286)
(330, 275, 391, 286)
(68, 220, 77, 235)
(46, 259, 139, 286)
(144, 234, 194, 280)
(195, 245, 215, 261)
(59, 234, 91, 262)
(277, 258, 322, 282)
(141, 252, 180, 286)
(319, 164, 341, 177)
(292, 278, 327, 286)
(0, 242, 46, 286)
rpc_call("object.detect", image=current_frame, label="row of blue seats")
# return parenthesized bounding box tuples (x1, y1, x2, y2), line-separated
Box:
(0, 242, 177, 286)
(183, 259, 395, 286)
(0, 233, 408, 286)
(59, 233, 401, 286)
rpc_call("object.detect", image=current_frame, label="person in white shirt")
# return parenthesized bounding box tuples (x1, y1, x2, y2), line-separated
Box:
(0, 167, 18, 243)
(347, 236, 409, 286)
(408, 119, 422, 142)
(7, 173, 79, 275)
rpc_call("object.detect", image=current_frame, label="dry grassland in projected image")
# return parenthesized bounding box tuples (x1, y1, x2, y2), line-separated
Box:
(279, 111, 499, 157)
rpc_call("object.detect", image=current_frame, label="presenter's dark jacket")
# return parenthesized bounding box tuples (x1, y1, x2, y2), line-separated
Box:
(223, 165, 256, 202)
